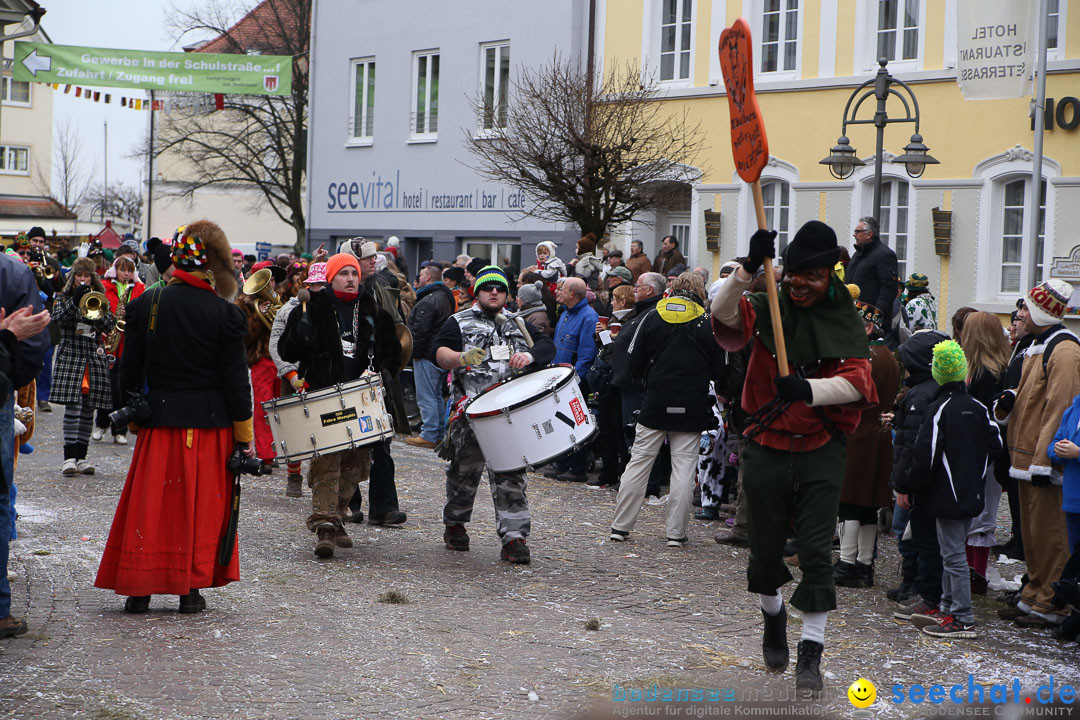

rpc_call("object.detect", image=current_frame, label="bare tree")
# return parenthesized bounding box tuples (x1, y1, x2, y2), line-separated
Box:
(465, 55, 708, 240)
(34, 117, 95, 213)
(85, 182, 143, 227)
(151, 0, 310, 251)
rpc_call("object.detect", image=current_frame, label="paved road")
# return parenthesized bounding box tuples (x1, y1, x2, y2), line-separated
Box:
(1, 409, 1074, 719)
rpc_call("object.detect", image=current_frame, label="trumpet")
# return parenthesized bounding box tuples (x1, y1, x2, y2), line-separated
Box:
(242, 268, 282, 330)
(42, 264, 56, 280)
(79, 291, 108, 321)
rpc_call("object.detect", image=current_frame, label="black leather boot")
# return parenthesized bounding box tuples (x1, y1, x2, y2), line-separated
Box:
(795, 640, 824, 694)
(856, 561, 874, 588)
(762, 606, 789, 671)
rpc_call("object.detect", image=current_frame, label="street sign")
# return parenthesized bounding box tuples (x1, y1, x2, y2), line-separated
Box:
(12, 42, 293, 96)
(718, 19, 769, 183)
(255, 242, 272, 261)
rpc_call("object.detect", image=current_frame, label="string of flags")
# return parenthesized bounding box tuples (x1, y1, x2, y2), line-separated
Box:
(42, 81, 225, 112)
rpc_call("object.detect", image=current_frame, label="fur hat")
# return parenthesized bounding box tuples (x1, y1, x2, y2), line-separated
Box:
(577, 233, 598, 255)
(517, 280, 544, 309)
(782, 221, 840, 271)
(931, 340, 967, 385)
(1025, 278, 1074, 327)
(63, 256, 105, 294)
(179, 220, 237, 300)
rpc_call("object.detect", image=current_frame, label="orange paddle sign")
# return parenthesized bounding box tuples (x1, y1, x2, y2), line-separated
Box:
(718, 18, 769, 183)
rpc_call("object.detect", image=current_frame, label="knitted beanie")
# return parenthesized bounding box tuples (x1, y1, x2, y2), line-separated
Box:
(517, 280, 543, 308)
(931, 340, 967, 385)
(473, 265, 509, 292)
(1025, 278, 1074, 327)
(325, 253, 361, 282)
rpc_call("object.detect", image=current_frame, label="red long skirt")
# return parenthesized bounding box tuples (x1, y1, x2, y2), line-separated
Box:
(251, 358, 281, 462)
(94, 426, 239, 597)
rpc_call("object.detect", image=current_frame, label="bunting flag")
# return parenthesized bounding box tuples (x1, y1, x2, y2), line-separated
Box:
(93, 91, 100, 101)
(135, 98, 142, 110)
(121, 97, 126, 107)
(44, 82, 209, 111)
(63, 84, 70, 93)
(75, 86, 81, 97)
(104, 93, 111, 103)
(51, 83, 58, 89)
(214, 93, 224, 111)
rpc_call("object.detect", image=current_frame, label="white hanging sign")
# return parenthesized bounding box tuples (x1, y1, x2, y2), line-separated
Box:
(956, 0, 1038, 100)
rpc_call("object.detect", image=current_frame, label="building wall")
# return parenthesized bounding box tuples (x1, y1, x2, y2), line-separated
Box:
(0, 24, 52, 198)
(148, 182, 299, 253)
(600, 0, 1080, 323)
(305, 0, 588, 272)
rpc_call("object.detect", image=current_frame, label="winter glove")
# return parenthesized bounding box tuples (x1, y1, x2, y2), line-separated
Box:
(459, 346, 487, 366)
(774, 374, 813, 403)
(742, 229, 777, 276)
(1031, 474, 1052, 489)
(994, 390, 1016, 415)
(71, 284, 92, 303)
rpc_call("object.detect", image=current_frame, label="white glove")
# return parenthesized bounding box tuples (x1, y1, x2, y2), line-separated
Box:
(78, 242, 90, 258)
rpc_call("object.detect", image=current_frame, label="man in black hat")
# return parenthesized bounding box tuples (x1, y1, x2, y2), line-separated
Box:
(709, 221, 876, 695)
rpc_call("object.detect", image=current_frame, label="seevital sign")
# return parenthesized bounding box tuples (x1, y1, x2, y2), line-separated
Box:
(12, 42, 292, 96)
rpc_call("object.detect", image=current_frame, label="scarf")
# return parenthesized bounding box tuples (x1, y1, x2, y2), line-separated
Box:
(170, 268, 215, 294)
(333, 290, 359, 303)
(747, 273, 870, 365)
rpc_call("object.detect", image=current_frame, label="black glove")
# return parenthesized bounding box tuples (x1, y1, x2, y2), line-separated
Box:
(71, 284, 92, 302)
(994, 390, 1016, 415)
(1031, 474, 1052, 489)
(742, 229, 777, 276)
(774, 374, 812, 403)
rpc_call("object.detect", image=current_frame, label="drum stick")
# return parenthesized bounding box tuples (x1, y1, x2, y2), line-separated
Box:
(751, 181, 788, 377)
(297, 288, 310, 313)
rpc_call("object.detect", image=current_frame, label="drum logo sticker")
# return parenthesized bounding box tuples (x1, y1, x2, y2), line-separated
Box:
(320, 407, 359, 427)
(569, 398, 587, 426)
(531, 423, 543, 440)
(359, 416, 373, 433)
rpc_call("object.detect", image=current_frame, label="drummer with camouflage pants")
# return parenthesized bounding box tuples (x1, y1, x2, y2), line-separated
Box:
(432, 266, 555, 564)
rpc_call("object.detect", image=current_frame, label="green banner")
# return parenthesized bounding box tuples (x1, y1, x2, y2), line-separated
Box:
(12, 41, 292, 96)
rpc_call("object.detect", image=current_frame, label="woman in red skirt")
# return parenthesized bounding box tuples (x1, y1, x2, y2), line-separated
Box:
(94, 220, 254, 614)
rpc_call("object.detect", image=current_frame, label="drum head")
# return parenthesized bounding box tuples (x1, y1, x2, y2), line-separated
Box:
(467, 365, 573, 416)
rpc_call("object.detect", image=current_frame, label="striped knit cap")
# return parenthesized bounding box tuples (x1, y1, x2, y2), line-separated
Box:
(472, 265, 509, 293)
(931, 340, 967, 386)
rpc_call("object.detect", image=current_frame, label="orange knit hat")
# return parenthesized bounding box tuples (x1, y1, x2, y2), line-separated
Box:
(325, 253, 361, 282)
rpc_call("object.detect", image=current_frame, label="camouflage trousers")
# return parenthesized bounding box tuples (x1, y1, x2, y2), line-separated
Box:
(443, 418, 530, 541)
(306, 447, 371, 532)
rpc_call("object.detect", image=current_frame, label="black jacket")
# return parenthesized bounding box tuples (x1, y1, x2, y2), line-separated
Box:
(909, 382, 1003, 519)
(890, 330, 949, 493)
(408, 282, 455, 361)
(121, 282, 252, 429)
(278, 287, 400, 391)
(0, 253, 49, 388)
(626, 295, 730, 432)
(611, 294, 662, 390)
(846, 238, 899, 328)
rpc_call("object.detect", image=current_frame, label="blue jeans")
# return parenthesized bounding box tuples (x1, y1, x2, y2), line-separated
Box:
(36, 344, 53, 401)
(412, 358, 447, 444)
(0, 392, 14, 618)
(936, 517, 974, 624)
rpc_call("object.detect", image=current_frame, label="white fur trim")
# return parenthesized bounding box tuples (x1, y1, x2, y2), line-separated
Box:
(1009, 466, 1031, 481)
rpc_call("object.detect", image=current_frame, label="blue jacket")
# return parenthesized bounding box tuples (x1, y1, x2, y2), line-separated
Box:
(1049, 394, 1080, 513)
(554, 296, 598, 380)
(0, 253, 49, 389)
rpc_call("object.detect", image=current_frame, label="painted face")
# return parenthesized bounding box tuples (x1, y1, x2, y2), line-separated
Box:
(536, 248, 549, 263)
(331, 265, 360, 293)
(782, 267, 831, 308)
(116, 266, 134, 284)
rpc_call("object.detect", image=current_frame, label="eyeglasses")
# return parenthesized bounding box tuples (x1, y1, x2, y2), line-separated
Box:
(476, 284, 507, 294)
(853, 228, 870, 235)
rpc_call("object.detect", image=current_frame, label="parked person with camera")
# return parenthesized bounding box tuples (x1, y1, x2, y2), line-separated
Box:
(49, 256, 116, 476)
(94, 221, 255, 615)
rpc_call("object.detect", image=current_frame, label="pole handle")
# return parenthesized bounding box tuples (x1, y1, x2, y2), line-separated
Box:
(751, 180, 789, 378)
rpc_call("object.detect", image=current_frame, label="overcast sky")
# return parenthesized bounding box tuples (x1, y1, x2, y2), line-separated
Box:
(41, 0, 210, 190)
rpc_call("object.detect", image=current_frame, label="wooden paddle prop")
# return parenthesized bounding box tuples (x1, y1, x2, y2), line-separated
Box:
(718, 18, 789, 377)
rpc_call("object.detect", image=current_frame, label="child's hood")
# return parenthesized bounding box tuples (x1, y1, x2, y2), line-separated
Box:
(536, 241, 558, 259)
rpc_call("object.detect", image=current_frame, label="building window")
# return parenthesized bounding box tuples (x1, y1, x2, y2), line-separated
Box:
(660, 0, 693, 81)
(412, 51, 439, 139)
(464, 239, 521, 272)
(1, 76, 30, 105)
(350, 58, 375, 143)
(877, 0, 919, 62)
(0, 144, 29, 174)
(877, 179, 910, 280)
(998, 178, 1046, 296)
(480, 42, 510, 132)
(761, 0, 799, 74)
(670, 223, 690, 247)
(761, 180, 791, 252)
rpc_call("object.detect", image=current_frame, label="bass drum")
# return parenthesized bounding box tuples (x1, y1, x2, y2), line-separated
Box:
(465, 364, 597, 473)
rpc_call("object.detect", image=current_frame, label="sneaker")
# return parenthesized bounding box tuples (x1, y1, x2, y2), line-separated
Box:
(922, 615, 977, 639)
(501, 538, 531, 564)
(367, 511, 407, 526)
(893, 597, 933, 621)
(404, 436, 437, 449)
(114, 434, 128, 445)
(334, 526, 353, 548)
(666, 537, 688, 547)
(646, 494, 669, 506)
(609, 528, 629, 542)
(76, 460, 95, 475)
(37, 400, 51, 412)
(444, 524, 470, 551)
(314, 524, 336, 558)
(910, 608, 943, 629)
(62, 458, 78, 476)
(694, 507, 719, 521)
(91, 427, 106, 442)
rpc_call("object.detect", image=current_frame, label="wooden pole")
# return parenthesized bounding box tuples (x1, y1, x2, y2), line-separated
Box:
(751, 180, 789, 377)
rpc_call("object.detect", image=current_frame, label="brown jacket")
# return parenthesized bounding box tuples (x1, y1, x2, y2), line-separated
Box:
(1001, 328, 1080, 482)
(624, 252, 652, 280)
(652, 248, 686, 276)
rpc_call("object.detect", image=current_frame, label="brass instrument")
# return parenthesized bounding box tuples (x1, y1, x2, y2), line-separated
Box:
(243, 268, 282, 329)
(42, 264, 56, 280)
(104, 286, 131, 355)
(78, 291, 108, 321)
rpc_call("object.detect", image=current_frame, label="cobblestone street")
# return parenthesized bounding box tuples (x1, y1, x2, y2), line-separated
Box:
(1, 410, 1075, 720)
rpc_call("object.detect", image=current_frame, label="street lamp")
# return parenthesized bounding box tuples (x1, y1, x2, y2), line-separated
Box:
(819, 58, 938, 221)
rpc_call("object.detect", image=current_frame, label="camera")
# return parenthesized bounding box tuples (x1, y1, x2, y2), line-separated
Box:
(227, 447, 269, 476)
(109, 392, 153, 429)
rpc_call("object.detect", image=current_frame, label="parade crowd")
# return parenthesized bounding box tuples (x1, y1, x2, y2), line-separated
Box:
(2, 218, 1079, 696)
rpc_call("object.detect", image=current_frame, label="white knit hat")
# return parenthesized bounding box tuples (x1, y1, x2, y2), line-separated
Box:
(1025, 278, 1075, 327)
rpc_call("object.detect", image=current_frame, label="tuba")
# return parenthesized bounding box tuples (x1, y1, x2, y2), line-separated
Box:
(79, 291, 108, 321)
(242, 268, 282, 330)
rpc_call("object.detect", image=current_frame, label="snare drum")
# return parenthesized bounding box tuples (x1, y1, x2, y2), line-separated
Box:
(262, 376, 395, 462)
(465, 364, 597, 473)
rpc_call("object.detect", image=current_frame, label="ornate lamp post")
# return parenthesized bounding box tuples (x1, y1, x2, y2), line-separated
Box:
(819, 58, 939, 221)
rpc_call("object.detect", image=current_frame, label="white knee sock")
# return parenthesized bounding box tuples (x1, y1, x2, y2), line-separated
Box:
(759, 592, 783, 616)
(857, 523, 878, 565)
(801, 611, 827, 644)
(839, 520, 859, 564)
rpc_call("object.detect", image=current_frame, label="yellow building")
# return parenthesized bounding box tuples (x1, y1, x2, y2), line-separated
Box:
(599, 0, 1080, 324)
